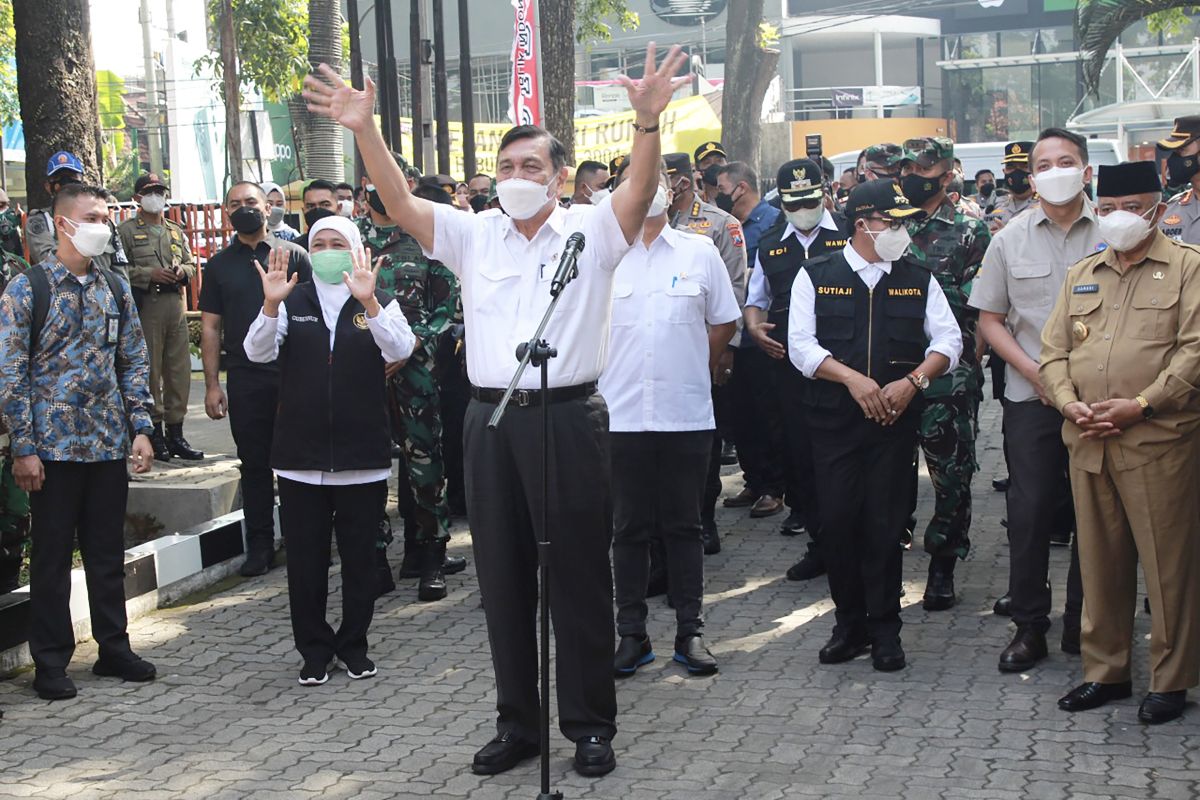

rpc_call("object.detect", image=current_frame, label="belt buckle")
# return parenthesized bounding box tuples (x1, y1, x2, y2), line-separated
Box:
(514, 389, 534, 407)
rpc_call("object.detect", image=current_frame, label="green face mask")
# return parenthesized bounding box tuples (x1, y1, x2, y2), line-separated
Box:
(310, 249, 354, 284)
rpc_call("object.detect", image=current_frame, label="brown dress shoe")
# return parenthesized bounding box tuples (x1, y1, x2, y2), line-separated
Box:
(749, 494, 784, 518)
(722, 487, 759, 508)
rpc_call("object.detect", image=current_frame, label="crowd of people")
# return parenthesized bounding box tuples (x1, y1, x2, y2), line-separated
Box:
(0, 40, 1197, 780)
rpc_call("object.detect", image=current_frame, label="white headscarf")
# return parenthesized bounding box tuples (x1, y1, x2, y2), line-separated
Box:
(261, 181, 284, 199)
(308, 214, 363, 252)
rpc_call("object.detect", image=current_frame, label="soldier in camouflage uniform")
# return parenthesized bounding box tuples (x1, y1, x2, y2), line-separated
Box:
(899, 137, 991, 611)
(359, 165, 462, 603)
(0, 224, 29, 593)
(861, 143, 906, 182)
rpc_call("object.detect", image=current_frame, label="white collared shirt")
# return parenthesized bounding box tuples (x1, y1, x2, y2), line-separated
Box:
(423, 196, 633, 389)
(243, 279, 416, 486)
(599, 225, 741, 432)
(746, 210, 841, 310)
(787, 243, 962, 379)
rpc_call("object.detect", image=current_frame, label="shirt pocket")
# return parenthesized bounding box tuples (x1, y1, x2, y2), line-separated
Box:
(474, 260, 521, 317)
(659, 280, 703, 324)
(1009, 262, 1052, 309)
(611, 282, 636, 327)
(1129, 274, 1181, 341)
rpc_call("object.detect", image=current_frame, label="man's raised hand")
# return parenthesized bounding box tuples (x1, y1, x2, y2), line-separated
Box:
(617, 43, 691, 123)
(303, 64, 376, 134)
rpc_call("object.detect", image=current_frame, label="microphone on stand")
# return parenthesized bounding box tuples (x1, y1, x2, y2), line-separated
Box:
(550, 232, 586, 297)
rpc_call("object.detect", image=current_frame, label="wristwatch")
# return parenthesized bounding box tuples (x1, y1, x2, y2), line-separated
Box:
(906, 371, 930, 391)
(1135, 395, 1155, 419)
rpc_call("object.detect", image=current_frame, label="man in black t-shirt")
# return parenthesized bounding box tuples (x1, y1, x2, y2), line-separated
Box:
(199, 181, 311, 576)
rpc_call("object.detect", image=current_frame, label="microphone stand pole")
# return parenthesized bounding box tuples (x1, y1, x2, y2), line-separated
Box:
(488, 271, 578, 800)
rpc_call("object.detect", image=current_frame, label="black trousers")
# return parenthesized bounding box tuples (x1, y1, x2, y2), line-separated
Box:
(226, 366, 279, 550)
(277, 477, 385, 665)
(612, 430, 712, 641)
(28, 460, 132, 672)
(464, 393, 617, 743)
(730, 347, 785, 498)
(1004, 400, 1083, 633)
(777, 361, 820, 533)
(809, 410, 920, 641)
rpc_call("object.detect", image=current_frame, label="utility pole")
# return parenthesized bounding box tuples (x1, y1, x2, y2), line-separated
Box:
(432, 0, 450, 176)
(139, 0, 163, 173)
(347, 0, 365, 182)
(410, 0, 424, 172)
(458, 0, 476, 179)
(420, 0, 436, 174)
(165, 0, 180, 194)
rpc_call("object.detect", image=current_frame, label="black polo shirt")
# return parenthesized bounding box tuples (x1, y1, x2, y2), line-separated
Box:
(198, 235, 311, 369)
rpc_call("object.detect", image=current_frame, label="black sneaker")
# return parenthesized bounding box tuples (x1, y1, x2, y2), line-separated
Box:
(786, 548, 826, 581)
(92, 654, 156, 682)
(1049, 530, 1072, 547)
(779, 511, 805, 536)
(673, 634, 718, 675)
(298, 660, 331, 686)
(613, 634, 654, 676)
(33, 671, 77, 700)
(338, 655, 377, 680)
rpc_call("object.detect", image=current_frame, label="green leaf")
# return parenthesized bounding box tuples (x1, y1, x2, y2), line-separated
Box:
(195, 0, 310, 104)
(576, 0, 640, 45)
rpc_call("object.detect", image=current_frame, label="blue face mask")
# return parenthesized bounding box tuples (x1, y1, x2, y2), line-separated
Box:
(310, 249, 353, 284)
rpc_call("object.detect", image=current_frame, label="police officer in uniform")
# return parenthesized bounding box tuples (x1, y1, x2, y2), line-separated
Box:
(118, 173, 203, 462)
(788, 179, 962, 671)
(989, 141, 1037, 231)
(745, 158, 849, 579)
(358, 169, 464, 601)
(1157, 116, 1200, 244)
(665, 151, 747, 552)
(26, 151, 128, 276)
(1044, 161, 1200, 725)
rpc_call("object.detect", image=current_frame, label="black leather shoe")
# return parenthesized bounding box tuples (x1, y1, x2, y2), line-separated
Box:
(1057, 681, 1133, 712)
(1138, 690, 1187, 724)
(992, 594, 1012, 617)
(992, 476, 1010, 492)
(239, 545, 275, 577)
(1061, 623, 1081, 655)
(779, 511, 805, 536)
(818, 629, 869, 664)
(166, 423, 204, 460)
(33, 671, 77, 700)
(444, 554, 467, 575)
(673, 634, 718, 675)
(613, 634, 654, 676)
(701, 519, 721, 555)
(922, 557, 957, 611)
(871, 637, 906, 672)
(786, 545, 825, 581)
(93, 654, 156, 682)
(471, 732, 539, 775)
(149, 423, 172, 462)
(574, 735, 616, 776)
(720, 441, 738, 466)
(998, 627, 1048, 673)
(418, 542, 448, 602)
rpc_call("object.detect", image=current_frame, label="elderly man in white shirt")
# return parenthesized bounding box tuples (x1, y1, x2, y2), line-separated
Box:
(601, 167, 739, 680)
(787, 179, 962, 673)
(244, 215, 415, 687)
(303, 43, 688, 778)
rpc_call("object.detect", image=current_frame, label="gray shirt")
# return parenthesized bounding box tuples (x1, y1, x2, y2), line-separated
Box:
(1159, 187, 1200, 244)
(968, 200, 1103, 402)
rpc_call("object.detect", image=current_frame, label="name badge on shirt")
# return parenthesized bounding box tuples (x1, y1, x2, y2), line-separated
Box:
(1072, 284, 1100, 294)
(105, 313, 120, 346)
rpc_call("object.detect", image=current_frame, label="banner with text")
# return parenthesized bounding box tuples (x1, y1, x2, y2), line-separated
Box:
(509, 0, 542, 126)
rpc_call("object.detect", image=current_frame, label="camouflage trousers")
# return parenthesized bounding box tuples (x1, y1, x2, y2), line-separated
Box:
(918, 392, 978, 560)
(0, 454, 31, 589)
(379, 364, 451, 549)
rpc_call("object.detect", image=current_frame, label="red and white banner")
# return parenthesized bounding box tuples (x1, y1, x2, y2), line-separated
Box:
(509, 0, 542, 127)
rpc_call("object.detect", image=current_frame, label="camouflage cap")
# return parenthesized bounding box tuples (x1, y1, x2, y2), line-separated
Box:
(902, 137, 955, 169)
(391, 151, 422, 180)
(862, 143, 906, 170)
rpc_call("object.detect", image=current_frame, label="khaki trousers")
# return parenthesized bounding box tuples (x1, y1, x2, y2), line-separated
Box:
(1069, 433, 1200, 692)
(140, 288, 191, 425)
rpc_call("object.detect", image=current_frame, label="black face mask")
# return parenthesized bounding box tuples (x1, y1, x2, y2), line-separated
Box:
(1006, 170, 1031, 195)
(901, 172, 946, 207)
(856, 171, 868, 185)
(469, 195, 490, 213)
(977, 182, 995, 199)
(1168, 152, 1200, 185)
(367, 189, 388, 216)
(229, 206, 264, 235)
(304, 207, 335, 230)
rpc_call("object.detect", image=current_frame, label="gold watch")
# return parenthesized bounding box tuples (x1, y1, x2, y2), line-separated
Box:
(1135, 395, 1154, 419)
(906, 371, 930, 391)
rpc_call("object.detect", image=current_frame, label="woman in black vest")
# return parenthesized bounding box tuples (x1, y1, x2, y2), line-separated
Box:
(244, 215, 415, 686)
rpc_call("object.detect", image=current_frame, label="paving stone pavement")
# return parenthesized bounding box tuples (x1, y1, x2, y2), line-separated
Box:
(2, 395, 1199, 800)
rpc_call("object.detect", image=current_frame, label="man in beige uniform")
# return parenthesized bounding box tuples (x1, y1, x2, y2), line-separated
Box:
(118, 173, 203, 462)
(1042, 161, 1200, 725)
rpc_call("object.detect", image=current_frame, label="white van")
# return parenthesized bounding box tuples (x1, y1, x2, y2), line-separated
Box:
(830, 140, 1124, 193)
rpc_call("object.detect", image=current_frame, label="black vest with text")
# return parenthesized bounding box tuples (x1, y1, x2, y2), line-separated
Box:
(802, 250, 931, 424)
(271, 282, 394, 472)
(757, 212, 849, 341)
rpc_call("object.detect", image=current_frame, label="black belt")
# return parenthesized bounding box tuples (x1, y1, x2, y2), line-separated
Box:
(470, 382, 596, 408)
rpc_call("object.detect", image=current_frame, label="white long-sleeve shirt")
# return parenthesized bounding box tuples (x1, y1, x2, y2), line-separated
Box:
(243, 279, 416, 486)
(787, 243, 962, 379)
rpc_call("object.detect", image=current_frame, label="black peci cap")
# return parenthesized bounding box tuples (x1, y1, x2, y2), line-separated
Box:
(1096, 162, 1163, 197)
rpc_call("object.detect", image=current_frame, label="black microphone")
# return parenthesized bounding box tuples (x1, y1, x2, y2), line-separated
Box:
(550, 231, 586, 297)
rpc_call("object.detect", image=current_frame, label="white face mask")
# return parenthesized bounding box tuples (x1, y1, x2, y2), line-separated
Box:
(497, 177, 555, 220)
(865, 224, 912, 262)
(140, 193, 167, 214)
(587, 186, 611, 204)
(61, 218, 111, 258)
(647, 186, 669, 218)
(267, 205, 286, 227)
(786, 204, 825, 232)
(1097, 206, 1157, 252)
(337, 199, 354, 217)
(1033, 166, 1084, 206)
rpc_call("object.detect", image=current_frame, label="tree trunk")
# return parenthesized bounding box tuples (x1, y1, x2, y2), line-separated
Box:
(303, 0, 345, 181)
(539, 0, 575, 161)
(219, 0, 243, 184)
(13, 0, 100, 207)
(722, 0, 779, 177)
